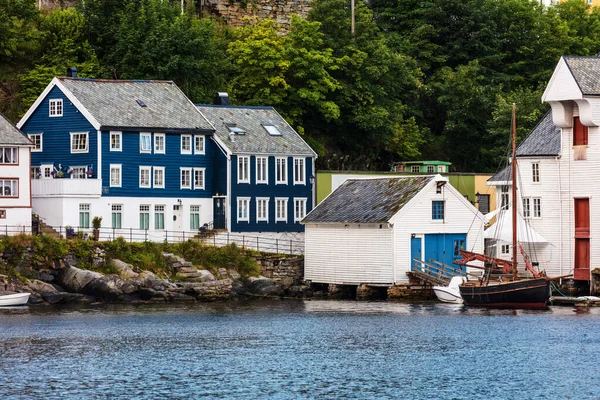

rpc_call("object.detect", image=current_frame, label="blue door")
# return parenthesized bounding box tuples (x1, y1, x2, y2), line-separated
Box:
(424, 233, 467, 272)
(410, 236, 422, 271)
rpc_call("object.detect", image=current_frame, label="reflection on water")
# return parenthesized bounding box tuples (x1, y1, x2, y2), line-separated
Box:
(1, 300, 599, 399)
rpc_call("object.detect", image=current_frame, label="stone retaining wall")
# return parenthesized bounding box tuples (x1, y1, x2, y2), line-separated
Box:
(255, 255, 303, 286)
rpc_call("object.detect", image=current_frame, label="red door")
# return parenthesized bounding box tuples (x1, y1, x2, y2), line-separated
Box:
(574, 198, 590, 281)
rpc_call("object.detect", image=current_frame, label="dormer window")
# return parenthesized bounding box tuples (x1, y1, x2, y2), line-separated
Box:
(225, 122, 246, 135)
(263, 124, 281, 136)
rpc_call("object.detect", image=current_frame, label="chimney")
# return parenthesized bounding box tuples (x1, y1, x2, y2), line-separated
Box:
(213, 92, 230, 106)
(67, 67, 78, 78)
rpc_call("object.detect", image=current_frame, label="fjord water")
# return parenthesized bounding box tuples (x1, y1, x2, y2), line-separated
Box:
(1, 301, 598, 399)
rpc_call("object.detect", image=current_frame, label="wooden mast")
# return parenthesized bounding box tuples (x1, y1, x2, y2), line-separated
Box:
(511, 103, 518, 282)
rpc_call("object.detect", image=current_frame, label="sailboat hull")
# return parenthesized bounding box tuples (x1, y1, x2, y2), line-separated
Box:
(458, 278, 550, 309)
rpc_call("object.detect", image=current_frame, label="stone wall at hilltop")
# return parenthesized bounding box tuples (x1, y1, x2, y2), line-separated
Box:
(38, 0, 311, 31)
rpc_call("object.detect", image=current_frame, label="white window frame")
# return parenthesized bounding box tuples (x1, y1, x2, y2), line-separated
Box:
(427, 165, 435, 173)
(193, 168, 205, 190)
(79, 203, 90, 228)
(70, 166, 87, 179)
(139, 204, 150, 230)
(70, 132, 89, 153)
(28, 133, 42, 152)
(154, 166, 165, 189)
(238, 156, 250, 184)
(522, 197, 531, 219)
(110, 131, 122, 152)
(256, 156, 268, 184)
(111, 204, 123, 229)
(293, 157, 305, 185)
(294, 198, 307, 222)
(533, 197, 542, 219)
(110, 164, 122, 187)
(154, 133, 165, 154)
(0, 148, 18, 164)
(501, 244, 510, 255)
(139, 166, 151, 188)
(532, 162, 540, 183)
(0, 179, 19, 197)
(194, 135, 205, 155)
(237, 197, 250, 222)
(180, 167, 192, 189)
(181, 135, 192, 154)
(411, 165, 420, 173)
(276, 157, 287, 185)
(154, 205, 165, 230)
(140, 132, 152, 153)
(275, 197, 288, 222)
(49, 99, 63, 117)
(190, 205, 201, 230)
(41, 164, 53, 179)
(256, 197, 269, 222)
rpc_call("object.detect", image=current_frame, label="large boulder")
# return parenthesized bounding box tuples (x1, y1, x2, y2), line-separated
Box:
(41, 292, 96, 304)
(56, 266, 103, 293)
(109, 259, 139, 279)
(246, 276, 282, 296)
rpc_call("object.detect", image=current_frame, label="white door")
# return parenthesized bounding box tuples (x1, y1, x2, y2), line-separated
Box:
(173, 205, 182, 233)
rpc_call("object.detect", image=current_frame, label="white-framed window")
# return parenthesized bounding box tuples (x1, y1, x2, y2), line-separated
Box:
(256, 197, 269, 222)
(0, 148, 18, 164)
(190, 205, 201, 230)
(275, 197, 288, 222)
(111, 204, 122, 229)
(237, 197, 250, 222)
(181, 135, 192, 154)
(427, 165, 435, 173)
(155, 205, 165, 229)
(263, 124, 281, 136)
(438, 165, 445, 173)
(31, 167, 40, 180)
(180, 167, 192, 189)
(139, 166, 151, 188)
(0, 179, 18, 197)
(140, 132, 151, 153)
(293, 157, 305, 185)
(70, 132, 88, 153)
(194, 135, 205, 155)
(501, 186, 509, 209)
(41, 164, 53, 179)
(523, 198, 531, 219)
(49, 99, 63, 117)
(411, 165, 420, 173)
(110, 164, 122, 187)
(139, 205, 150, 230)
(532, 162, 540, 183)
(501, 244, 510, 255)
(276, 157, 287, 184)
(154, 133, 165, 154)
(238, 156, 250, 183)
(71, 166, 87, 179)
(154, 167, 165, 189)
(79, 204, 90, 228)
(28, 133, 42, 152)
(193, 168, 205, 190)
(256, 157, 268, 184)
(294, 198, 307, 222)
(110, 131, 122, 152)
(533, 198, 541, 218)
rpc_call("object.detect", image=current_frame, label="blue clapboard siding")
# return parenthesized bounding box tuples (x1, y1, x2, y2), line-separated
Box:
(101, 131, 214, 199)
(212, 145, 228, 196)
(23, 86, 98, 171)
(230, 155, 313, 232)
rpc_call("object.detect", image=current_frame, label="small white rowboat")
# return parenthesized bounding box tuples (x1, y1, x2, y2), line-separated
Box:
(433, 276, 467, 304)
(0, 292, 30, 306)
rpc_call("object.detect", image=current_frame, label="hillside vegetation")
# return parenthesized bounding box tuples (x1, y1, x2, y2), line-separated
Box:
(2, 0, 599, 171)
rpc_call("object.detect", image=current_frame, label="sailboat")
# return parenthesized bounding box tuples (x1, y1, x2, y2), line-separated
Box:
(457, 104, 552, 309)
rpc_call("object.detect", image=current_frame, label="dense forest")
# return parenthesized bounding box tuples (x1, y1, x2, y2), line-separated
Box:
(2, 0, 600, 172)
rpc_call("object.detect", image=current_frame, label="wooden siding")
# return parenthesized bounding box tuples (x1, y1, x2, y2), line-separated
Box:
(543, 58, 582, 103)
(304, 225, 393, 284)
(391, 180, 485, 283)
(22, 86, 98, 174)
(100, 131, 214, 200)
(230, 154, 314, 232)
(212, 146, 228, 196)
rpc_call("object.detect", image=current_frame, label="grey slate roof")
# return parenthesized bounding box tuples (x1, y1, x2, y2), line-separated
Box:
(516, 111, 561, 157)
(0, 112, 33, 146)
(303, 176, 434, 223)
(489, 111, 560, 183)
(563, 56, 600, 96)
(196, 105, 316, 156)
(58, 78, 213, 133)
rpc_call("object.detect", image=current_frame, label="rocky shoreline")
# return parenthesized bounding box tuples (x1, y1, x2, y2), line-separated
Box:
(0, 251, 315, 306)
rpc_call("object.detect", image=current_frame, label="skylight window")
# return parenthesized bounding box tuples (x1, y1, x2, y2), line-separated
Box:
(225, 122, 246, 135)
(263, 124, 281, 136)
(136, 99, 147, 107)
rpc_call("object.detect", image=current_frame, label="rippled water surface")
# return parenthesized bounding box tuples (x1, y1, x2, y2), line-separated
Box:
(1, 300, 599, 399)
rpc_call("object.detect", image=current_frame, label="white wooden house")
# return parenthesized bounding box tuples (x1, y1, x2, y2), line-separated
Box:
(0, 112, 34, 232)
(302, 175, 485, 285)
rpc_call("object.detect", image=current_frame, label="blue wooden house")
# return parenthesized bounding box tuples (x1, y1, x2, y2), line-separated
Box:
(17, 70, 216, 238)
(197, 93, 317, 233)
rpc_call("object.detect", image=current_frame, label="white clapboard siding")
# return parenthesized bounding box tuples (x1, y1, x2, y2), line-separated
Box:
(543, 58, 582, 104)
(391, 181, 485, 282)
(304, 225, 393, 284)
(0, 147, 32, 229)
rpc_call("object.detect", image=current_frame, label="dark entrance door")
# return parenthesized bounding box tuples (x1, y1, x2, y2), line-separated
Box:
(213, 197, 226, 230)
